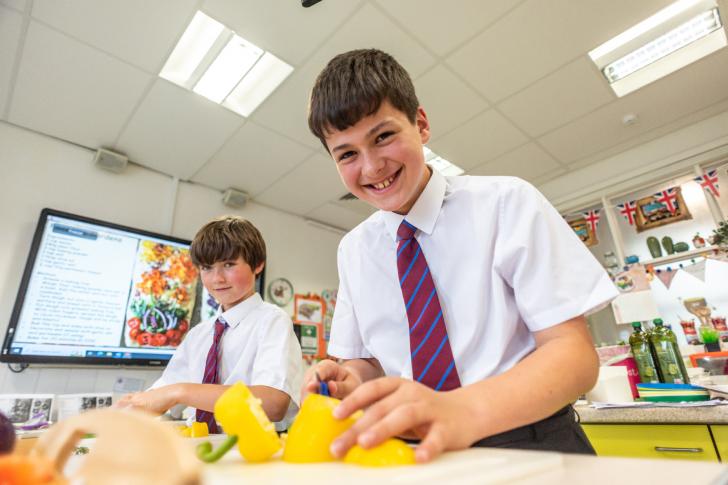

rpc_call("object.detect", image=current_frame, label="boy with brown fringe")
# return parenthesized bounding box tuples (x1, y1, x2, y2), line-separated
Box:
(119, 216, 303, 431)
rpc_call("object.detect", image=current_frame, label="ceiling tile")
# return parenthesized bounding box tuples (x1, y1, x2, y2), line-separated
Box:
(428, 109, 527, 170)
(374, 0, 522, 57)
(117, 79, 244, 179)
(0, 6, 23, 119)
(446, 0, 672, 102)
(202, 0, 362, 66)
(314, 3, 436, 79)
(467, 143, 562, 182)
(191, 121, 314, 196)
(333, 198, 378, 217)
(31, 0, 197, 73)
(415, 65, 489, 136)
(305, 202, 370, 231)
(0, 0, 25, 11)
(252, 2, 436, 150)
(249, 60, 324, 150)
(8, 21, 151, 149)
(255, 153, 346, 215)
(538, 48, 728, 165)
(498, 57, 614, 137)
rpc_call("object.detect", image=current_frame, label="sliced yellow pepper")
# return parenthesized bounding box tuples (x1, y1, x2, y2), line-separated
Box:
(283, 393, 362, 463)
(213, 382, 281, 463)
(176, 425, 192, 438)
(190, 421, 209, 438)
(344, 438, 416, 467)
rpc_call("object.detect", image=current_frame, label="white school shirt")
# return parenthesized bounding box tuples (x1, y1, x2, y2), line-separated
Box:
(327, 170, 618, 385)
(150, 293, 303, 429)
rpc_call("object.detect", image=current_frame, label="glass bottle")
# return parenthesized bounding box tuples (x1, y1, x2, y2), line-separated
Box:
(649, 319, 690, 384)
(629, 322, 660, 383)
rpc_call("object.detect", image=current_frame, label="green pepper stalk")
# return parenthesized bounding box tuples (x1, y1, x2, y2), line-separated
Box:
(196, 435, 238, 463)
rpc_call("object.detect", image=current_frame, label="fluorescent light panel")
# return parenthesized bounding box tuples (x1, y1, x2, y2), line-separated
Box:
(159, 11, 293, 116)
(160, 12, 224, 87)
(223, 52, 294, 117)
(589, 0, 727, 97)
(424, 147, 464, 176)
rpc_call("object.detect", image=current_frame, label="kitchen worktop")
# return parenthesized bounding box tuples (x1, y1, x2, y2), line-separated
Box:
(575, 403, 728, 424)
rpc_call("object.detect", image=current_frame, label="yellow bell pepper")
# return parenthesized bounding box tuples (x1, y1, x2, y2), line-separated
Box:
(190, 421, 209, 438)
(212, 382, 281, 463)
(344, 438, 416, 467)
(283, 393, 362, 463)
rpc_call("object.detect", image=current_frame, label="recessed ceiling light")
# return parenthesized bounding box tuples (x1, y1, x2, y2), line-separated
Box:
(159, 11, 293, 116)
(223, 52, 294, 117)
(589, 0, 727, 97)
(424, 147, 464, 176)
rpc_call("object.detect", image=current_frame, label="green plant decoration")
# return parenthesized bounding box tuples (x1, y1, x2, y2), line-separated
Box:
(712, 221, 728, 248)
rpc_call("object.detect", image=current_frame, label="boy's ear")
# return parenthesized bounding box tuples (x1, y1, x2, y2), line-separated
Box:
(254, 262, 265, 276)
(416, 107, 431, 144)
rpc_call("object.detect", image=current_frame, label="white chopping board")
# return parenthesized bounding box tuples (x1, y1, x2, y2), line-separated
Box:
(203, 447, 562, 485)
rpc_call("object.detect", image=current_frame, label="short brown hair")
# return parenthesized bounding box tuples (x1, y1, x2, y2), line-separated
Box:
(308, 49, 419, 148)
(190, 216, 266, 271)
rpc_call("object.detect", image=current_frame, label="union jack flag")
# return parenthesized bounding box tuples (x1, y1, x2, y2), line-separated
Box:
(654, 188, 678, 214)
(582, 209, 600, 234)
(694, 169, 720, 197)
(617, 200, 637, 225)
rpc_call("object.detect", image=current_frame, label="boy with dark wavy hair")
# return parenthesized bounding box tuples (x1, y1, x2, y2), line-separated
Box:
(303, 49, 616, 461)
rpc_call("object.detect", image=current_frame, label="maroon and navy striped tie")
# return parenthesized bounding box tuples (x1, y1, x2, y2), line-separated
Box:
(195, 318, 227, 433)
(397, 220, 461, 391)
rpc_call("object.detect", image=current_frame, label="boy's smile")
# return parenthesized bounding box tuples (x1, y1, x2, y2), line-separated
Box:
(200, 257, 263, 311)
(325, 100, 431, 214)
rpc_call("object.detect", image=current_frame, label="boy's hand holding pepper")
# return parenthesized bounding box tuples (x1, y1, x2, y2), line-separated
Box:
(329, 377, 479, 463)
(302, 359, 363, 401)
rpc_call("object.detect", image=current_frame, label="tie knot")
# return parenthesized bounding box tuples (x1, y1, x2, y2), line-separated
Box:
(397, 220, 417, 241)
(214, 319, 228, 337)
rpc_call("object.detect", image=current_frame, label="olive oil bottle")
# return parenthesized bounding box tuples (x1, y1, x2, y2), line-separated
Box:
(629, 322, 660, 383)
(649, 319, 690, 384)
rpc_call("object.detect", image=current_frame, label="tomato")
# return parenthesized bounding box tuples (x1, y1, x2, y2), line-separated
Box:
(127, 317, 141, 329)
(166, 329, 181, 342)
(178, 320, 189, 333)
(151, 333, 168, 347)
(136, 332, 152, 346)
(129, 328, 140, 339)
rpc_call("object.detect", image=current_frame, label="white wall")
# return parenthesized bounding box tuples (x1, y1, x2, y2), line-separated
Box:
(540, 110, 728, 213)
(0, 121, 342, 395)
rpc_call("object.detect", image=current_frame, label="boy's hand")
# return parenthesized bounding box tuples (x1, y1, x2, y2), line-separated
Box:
(301, 359, 362, 401)
(115, 385, 180, 415)
(329, 377, 477, 463)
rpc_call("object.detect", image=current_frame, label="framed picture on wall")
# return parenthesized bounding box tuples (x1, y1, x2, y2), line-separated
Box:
(294, 294, 325, 324)
(634, 187, 692, 233)
(568, 217, 598, 247)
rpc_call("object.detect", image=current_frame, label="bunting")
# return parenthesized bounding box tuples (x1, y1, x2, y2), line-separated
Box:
(654, 188, 679, 214)
(694, 169, 720, 197)
(617, 200, 638, 225)
(582, 209, 600, 234)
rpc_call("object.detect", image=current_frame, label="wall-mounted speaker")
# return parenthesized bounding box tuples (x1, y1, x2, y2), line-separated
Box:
(94, 148, 128, 173)
(222, 188, 249, 208)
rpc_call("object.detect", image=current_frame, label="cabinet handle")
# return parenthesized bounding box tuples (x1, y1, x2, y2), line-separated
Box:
(654, 446, 703, 453)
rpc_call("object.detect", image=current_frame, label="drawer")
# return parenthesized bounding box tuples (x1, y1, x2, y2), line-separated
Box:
(581, 424, 718, 461)
(709, 425, 728, 461)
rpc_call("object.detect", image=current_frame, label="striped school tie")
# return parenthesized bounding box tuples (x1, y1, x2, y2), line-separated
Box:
(195, 318, 227, 433)
(397, 220, 461, 391)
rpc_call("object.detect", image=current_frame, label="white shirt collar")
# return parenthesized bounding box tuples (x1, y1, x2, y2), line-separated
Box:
(216, 292, 263, 329)
(382, 168, 447, 241)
